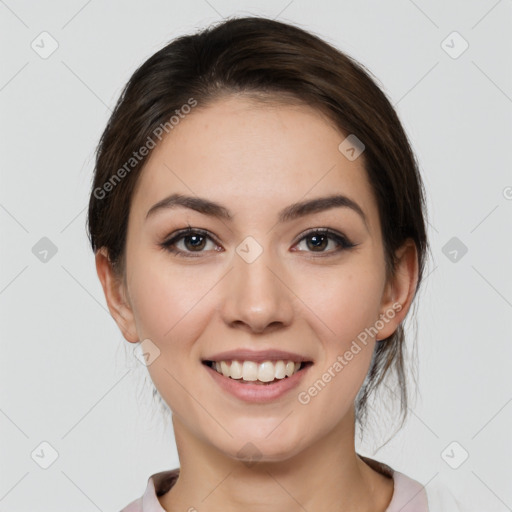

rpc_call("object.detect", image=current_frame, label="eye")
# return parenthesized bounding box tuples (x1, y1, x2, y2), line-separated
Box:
(159, 227, 222, 257)
(160, 227, 357, 258)
(292, 228, 356, 255)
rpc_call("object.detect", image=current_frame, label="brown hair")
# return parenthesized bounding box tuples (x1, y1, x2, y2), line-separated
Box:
(87, 16, 430, 437)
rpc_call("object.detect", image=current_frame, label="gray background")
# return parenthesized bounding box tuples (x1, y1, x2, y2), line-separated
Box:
(1, 0, 511, 510)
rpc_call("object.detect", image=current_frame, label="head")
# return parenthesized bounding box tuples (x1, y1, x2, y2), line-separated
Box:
(88, 17, 429, 460)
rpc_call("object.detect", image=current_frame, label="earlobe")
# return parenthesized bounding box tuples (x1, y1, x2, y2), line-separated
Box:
(376, 239, 419, 341)
(95, 248, 139, 343)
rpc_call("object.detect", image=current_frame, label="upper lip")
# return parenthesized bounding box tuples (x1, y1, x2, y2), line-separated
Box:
(203, 349, 313, 364)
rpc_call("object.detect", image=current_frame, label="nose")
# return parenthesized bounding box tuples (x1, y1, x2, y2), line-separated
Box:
(220, 247, 295, 334)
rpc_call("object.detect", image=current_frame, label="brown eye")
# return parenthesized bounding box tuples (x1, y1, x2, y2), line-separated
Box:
(182, 234, 207, 251)
(294, 229, 356, 255)
(160, 228, 221, 257)
(305, 233, 329, 251)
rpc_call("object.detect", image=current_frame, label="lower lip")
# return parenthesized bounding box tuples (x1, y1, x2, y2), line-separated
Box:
(204, 363, 311, 403)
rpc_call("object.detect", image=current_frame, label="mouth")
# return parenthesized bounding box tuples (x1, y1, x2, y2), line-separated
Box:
(202, 359, 314, 385)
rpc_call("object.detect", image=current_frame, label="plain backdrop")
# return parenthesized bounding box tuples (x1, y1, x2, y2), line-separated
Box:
(1, 1, 511, 511)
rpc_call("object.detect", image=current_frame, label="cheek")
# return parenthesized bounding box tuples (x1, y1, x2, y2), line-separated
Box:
(295, 262, 384, 346)
(126, 260, 218, 416)
(292, 262, 383, 406)
(127, 256, 217, 342)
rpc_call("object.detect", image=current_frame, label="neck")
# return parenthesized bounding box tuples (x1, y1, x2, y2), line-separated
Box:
(159, 410, 394, 512)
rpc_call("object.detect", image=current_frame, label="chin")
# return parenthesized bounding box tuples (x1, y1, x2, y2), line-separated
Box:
(213, 428, 306, 465)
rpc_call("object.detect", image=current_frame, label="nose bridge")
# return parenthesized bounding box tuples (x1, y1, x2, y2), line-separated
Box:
(221, 239, 294, 332)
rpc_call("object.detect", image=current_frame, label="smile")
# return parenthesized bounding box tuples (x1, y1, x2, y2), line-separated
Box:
(203, 359, 312, 384)
(202, 358, 313, 402)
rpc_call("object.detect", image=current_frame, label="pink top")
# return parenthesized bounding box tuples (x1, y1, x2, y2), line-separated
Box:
(119, 456, 440, 512)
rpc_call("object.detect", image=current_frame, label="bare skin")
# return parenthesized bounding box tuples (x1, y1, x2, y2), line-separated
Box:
(96, 95, 418, 512)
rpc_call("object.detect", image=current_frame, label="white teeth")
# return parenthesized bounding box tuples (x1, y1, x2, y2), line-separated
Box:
(220, 361, 230, 377)
(258, 361, 275, 382)
(210, 359, 304, 382)
(242, 361, 258, 381)
(230, 360, 243, 379)
(274, 360, 286, 379)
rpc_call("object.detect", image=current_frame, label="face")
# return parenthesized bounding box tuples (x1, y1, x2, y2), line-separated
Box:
(98, 95, 414, 463)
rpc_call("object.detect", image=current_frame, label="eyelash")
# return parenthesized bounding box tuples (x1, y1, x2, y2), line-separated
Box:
(159, 227, 357, 258)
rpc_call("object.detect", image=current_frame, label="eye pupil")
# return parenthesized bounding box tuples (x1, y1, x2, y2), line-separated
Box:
(185, 235, 206, 250)
(307, 234, 328, 251)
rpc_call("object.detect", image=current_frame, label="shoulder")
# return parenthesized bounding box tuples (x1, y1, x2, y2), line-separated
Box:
(359, 455, 465, 512)
(385, 470, 429, 511)
(119, 468, 180, 512)
(424, 478, 489, 512)
(119, 496, 143, 512)
(387, 469, 470, 512)
(358, 455, 428, 511)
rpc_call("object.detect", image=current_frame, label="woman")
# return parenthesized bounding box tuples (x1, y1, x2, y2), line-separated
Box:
(88, 16, 463, 512)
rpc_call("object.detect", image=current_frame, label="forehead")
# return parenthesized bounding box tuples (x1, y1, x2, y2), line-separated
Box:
(130, 95, 380, 233)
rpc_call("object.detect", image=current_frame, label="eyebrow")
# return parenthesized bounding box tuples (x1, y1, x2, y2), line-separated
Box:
(145, 193, 368, 229)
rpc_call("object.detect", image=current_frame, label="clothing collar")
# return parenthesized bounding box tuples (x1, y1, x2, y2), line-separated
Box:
(139, 458, 428, 512)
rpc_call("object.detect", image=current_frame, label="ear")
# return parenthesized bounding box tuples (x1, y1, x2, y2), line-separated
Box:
(95, 248, 139, 343)
(375, 239, 419, 341)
